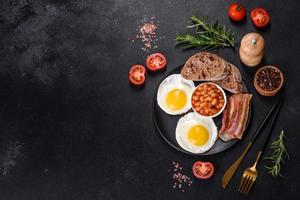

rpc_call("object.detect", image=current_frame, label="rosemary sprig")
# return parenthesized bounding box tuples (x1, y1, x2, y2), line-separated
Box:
(263, 130, 290, 178)
(175, 16, 235, 50)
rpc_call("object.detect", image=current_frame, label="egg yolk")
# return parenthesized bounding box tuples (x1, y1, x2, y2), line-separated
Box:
(166, 89, 187, 110)
(187, 125, 209, 146)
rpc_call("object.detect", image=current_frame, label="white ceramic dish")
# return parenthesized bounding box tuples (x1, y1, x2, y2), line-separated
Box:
(191, 82, 227, 118)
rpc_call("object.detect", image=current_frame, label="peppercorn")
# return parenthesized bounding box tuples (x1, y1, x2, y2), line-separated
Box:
(256, 67, 282, 91)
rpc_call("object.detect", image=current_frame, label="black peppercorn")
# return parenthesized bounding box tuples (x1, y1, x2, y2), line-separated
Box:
(256, 67, 282, 91)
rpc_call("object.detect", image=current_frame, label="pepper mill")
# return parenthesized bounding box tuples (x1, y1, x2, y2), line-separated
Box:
(239, 32, 265, 67)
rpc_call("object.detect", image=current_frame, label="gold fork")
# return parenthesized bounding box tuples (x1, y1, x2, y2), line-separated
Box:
(238, 98, 283, 195)
(238, 151, 262, 194)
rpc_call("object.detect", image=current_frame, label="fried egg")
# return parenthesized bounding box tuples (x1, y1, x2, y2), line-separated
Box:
(157, 74, 195, 115)
(176, 112, 217, 154)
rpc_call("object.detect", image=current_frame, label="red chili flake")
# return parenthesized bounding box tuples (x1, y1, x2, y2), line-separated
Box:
(169, 161, 193, 192)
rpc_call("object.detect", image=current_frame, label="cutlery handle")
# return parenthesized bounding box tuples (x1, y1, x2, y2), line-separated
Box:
(249, 99, 281, 143)
(252, 150, 262, 169)
(222, 142, 252, 189)
(261, 100, 283, 153)
(253, 99, 282, 168)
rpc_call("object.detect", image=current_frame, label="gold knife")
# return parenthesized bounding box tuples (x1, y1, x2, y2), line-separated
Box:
(221, 99, 281, 189)
(222, 142, 252, 189)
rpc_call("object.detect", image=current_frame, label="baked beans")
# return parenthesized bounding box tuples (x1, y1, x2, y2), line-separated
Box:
(191, 83, 225, 116)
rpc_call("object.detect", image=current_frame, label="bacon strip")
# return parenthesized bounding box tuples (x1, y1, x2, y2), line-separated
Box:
(219, 93, 252, 142)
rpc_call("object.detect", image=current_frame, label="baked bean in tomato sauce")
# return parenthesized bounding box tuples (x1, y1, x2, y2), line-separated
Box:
(191, 83, 225, 116)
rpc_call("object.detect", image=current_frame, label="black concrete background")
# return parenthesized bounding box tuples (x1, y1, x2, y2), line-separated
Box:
(0, 0, 299, 199)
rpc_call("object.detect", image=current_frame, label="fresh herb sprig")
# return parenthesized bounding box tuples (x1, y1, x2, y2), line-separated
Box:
(264, 130, 290, 178)
(175, 16, 235, 50)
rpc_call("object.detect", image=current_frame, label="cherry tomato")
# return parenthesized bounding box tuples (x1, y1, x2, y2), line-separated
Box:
(228, 3, 246, 21)
(192, 161, 215, 179)
(128, 65, 146, 85)
(251, 8, 270, 28)
(146, 53, 167, 71)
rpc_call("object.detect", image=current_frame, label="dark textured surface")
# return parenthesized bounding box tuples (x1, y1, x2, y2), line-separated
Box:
(0, 0, 299, 199)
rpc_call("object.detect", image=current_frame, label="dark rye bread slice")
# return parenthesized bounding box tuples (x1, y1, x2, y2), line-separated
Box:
(181, 52, 229, 81)
(214, 63, 243, 94)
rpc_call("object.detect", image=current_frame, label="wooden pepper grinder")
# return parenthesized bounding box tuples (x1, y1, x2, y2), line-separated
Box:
(239, 32, 265, 67)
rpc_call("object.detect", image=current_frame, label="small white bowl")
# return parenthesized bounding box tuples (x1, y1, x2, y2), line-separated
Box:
(191, 82, 227, 118)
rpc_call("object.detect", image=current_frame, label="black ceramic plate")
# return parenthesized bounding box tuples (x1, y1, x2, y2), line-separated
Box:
(153, 65, 251, 156)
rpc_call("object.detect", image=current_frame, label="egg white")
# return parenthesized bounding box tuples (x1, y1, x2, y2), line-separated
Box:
(175, 112, 218, 154)
(157, 74, 195, 115)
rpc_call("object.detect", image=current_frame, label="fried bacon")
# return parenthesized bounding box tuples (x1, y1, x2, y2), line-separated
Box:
(219, 93, 252, 142)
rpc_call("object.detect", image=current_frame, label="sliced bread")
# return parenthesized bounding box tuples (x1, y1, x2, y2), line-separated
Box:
(181, 52, 243, 94)
(181, 52, 229, 81)
(214, 63, 243, 94)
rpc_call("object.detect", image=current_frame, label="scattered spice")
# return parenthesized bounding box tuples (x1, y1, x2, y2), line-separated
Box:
(169, 161, 193, 192)
(129, 16, 164, 52)
(256, 67, 282, 91)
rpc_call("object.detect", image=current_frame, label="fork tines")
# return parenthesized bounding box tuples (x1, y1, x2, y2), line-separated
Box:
(238, 174, 256, 195)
